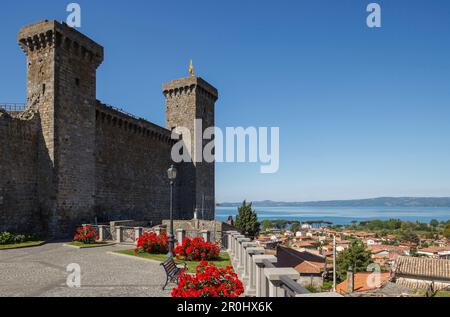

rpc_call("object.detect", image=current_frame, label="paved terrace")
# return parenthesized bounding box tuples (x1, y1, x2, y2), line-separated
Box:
(0, 243, 170, 297)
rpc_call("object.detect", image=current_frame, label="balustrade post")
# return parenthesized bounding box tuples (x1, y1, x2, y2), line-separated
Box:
(200, 230, 211, 242)
(154, 227, 161, 236)
(116, 226, 123, 243)
(242, 242, 257, 279)
(233, 235, 245, 263)
(264, 268, 300, 297)
(134, 227, 143, 245)
(226, 231, 238, 252)
(98, 225, 106, 242)
(236, 237, 250, 272)
(231, 232, 241, 257)
(253, 255, 277, 297)
(245, 247, 265, 295)
(176, 229, 186, 246)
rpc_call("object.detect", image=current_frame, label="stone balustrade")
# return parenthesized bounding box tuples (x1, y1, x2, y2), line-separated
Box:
(224, 231, 342, 298)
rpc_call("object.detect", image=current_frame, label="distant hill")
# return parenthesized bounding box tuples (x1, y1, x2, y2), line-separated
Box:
(217, 197, 450, 208)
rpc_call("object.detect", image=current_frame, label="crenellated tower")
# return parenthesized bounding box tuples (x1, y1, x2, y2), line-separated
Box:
(18, 20, 103, 236)
(163, 76, 218, 220)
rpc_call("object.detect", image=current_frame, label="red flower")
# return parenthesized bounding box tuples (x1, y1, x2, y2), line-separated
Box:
(172, 262, 244, 298)
(135, 232, 168, 254)
(73, 226, 98, 244)
(174, 237, 220, 262)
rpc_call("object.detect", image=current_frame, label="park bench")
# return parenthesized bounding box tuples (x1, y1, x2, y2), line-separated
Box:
(160, 257, 187, 290)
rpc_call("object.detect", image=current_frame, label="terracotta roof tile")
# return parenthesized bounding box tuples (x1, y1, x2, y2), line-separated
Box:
(393, 256, 450, 280)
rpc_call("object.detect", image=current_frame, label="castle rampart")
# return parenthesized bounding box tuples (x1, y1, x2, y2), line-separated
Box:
(0, 20, 217, 237)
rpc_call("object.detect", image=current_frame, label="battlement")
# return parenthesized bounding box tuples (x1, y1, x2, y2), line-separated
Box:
(18, 20, 103, 68)
(96, 101, 175, 145)
(163, 76, 218, 102)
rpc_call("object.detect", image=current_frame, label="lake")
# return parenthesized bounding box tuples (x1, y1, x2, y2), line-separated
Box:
(215, 206, 450, 225)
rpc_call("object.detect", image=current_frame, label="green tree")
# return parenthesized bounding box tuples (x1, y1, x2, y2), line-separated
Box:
(336, 240, 373, 282)
(235, 201, 260, 239)
(430, 219, 439, 229)
(443, 224, 450, 239)
(399, 230, 420, 244)
(261, 220, 272, 232)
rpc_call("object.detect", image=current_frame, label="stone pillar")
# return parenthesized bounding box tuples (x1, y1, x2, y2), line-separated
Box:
(226, 231, 238, 252)
(134, 227, 143, 245)
(245, 247, 265, 296)
(233, 235, 245, 262)
(201, 230, 211, 242)
(253, 255, 277, 297)
(236, 238, 250, 270)
(264, 268, 300, 297)
(176, 229, 186, 246)
(242, 242, 257, 279)
(98, 225, 106, 242)
(230, 232, 240, 257)
(116, 226, 123, 243)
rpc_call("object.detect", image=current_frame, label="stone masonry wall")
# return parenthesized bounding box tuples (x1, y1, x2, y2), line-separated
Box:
(0, 110, 40, 233)
(94, 102, 180, 224)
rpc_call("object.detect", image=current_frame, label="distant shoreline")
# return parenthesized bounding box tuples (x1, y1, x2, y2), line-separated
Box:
(217, 197, 450, 208)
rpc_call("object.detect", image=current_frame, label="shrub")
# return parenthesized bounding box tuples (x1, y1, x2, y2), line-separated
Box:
(73, 226, 98, 244)
(172, 262, 244, 298)
(0, 232, 37, 245)
(174, 237, 220, 261)
(134, 232, 168, 254)
(0, 232, 15, 245)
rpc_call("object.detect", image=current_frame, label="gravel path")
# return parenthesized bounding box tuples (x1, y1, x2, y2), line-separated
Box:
(0, 242, 171, 297)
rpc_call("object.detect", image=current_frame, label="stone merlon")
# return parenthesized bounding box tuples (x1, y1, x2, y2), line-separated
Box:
(163, 76, 219, 102)
(18, 19, 104, 68)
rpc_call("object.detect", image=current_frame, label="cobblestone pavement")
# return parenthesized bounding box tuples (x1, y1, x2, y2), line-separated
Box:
(0, 242, 171, 297)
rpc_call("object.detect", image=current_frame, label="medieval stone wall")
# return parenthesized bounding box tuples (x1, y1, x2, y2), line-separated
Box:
(94, 102, 183, 224)
(0, 110, 40, 233)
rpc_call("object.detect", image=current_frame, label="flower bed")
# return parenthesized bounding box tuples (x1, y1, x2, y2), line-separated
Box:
(174, 237, 220, 261)
(73, 226, 98, 244)
(172, 262, 244, 297)
(135, 232, 168, 254)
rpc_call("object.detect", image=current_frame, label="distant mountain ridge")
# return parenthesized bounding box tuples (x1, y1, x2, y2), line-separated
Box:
(217, 197, 450, 208)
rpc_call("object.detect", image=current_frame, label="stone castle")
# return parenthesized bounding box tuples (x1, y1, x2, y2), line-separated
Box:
(0, 20, 217, 237)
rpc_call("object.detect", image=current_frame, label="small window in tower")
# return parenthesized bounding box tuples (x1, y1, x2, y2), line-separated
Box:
(75, 78, 80, 87)
(42, 84, 46, 95)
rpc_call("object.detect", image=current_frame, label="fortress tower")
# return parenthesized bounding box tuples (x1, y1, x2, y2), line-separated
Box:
(18, 20, 104, 235)
(0, 20, 217, 237)
(163, 77, 218, 220)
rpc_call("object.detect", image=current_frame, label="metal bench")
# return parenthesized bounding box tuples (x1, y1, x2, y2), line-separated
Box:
(160, 257, 187, 290)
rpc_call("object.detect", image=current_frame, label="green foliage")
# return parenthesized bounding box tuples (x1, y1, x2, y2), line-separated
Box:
(399, 230, 420, 244)
(0, 232, 39, 245)
(444, 224, 450, 239)
(305, 284, 319, 293)
(321, 280, 333, 291)
(261, 220, 272, 232)
(430, 219, 439, 228)
(235, 201, 260, 239)
(336, 240, 373, 282)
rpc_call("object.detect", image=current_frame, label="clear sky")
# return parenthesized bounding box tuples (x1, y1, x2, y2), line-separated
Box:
(1, 0, 450, 202)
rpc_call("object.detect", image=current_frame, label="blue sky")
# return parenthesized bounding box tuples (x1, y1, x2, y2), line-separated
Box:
(1, 0, 450, 202)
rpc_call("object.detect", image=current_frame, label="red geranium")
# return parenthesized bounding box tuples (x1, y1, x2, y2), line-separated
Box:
(172, 262, 244, 298)
(135, 232, 168, 254)
(73, 226, 98, 244)
(174, 237, 220, 261)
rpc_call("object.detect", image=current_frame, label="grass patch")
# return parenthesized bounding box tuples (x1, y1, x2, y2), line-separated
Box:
(435, 291, 450, 297)
(66, 241, 112, 248)
(0, 241, 45, 250)
(114, 249, 232, 273)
